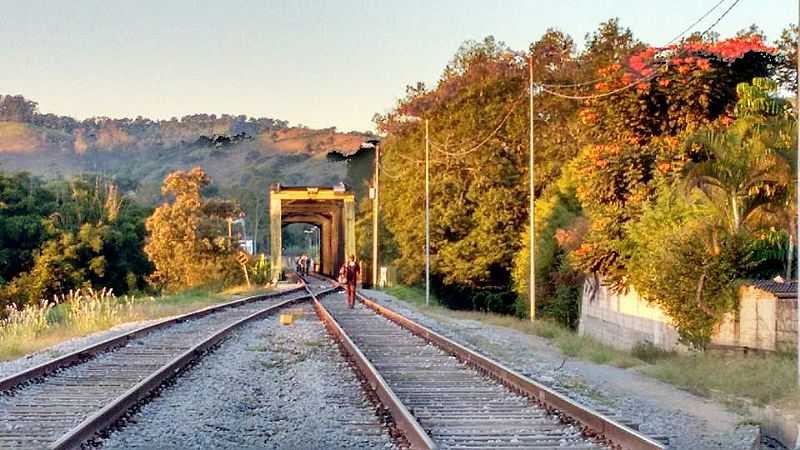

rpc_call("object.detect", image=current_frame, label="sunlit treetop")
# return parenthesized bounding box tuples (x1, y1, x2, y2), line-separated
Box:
(594, 35, 777, 90)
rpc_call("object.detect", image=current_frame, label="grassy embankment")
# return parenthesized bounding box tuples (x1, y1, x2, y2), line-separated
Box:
(0, 284, 273, 361)
(384, 285, 799, 411)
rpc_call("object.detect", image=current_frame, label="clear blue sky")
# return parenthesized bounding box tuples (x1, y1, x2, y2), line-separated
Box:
(0, 0, 794, 132)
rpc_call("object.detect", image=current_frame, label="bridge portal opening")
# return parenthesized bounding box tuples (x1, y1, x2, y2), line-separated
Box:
(270, 184, 355, 280)
(281, 223, 321, 259)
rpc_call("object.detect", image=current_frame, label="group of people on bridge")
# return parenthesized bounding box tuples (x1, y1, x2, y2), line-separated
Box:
(295, 254, 314, 275)
(295, 253, 359, 309)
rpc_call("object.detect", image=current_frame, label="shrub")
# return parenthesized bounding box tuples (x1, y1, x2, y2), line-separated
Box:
(631, 341, 674, 363)
(250, 254, 271, 285)
(626, 186, 744, 348)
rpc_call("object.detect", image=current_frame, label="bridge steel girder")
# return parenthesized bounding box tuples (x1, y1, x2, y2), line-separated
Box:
(269, 185, 356, 280)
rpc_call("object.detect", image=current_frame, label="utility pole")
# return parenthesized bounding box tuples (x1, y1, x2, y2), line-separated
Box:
(252, 195, 261, 255)
(795, 1, 799, 386)
(425, 119, 431, 306)
(529, 54, 536, 321)
(373, 142, 380, 288)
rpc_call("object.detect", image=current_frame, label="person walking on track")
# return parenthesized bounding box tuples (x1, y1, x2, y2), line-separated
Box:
(344, 255, 360, 308)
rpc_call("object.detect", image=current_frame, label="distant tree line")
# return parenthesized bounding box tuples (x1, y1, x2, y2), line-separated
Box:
(0, 94, 290, 152)
(0, 167, 252, 312)
(0, 172, 153, 309)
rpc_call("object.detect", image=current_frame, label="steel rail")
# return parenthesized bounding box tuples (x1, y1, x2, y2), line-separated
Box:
(306, 274, 663, 450)
(0, 286, 305, 392)
(299, 277, 438, 450)
(49, 293, 313, 450)
(354, 291, 665, 450)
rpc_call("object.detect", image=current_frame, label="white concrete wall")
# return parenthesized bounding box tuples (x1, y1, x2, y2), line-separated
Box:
(714, 286, 776, 351)
(578, 275, 681, 351)
(776, 298, 798, 351)
(579, 276, 795, 352)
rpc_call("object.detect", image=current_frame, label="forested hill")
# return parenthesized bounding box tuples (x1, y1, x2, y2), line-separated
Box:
(0, 94, 375, 203)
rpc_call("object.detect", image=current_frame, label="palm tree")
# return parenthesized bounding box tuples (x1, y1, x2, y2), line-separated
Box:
(684, 117, 794, 253)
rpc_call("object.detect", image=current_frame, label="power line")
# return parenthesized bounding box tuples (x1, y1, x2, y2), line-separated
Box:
(538, 70, 661, 100)
(378, 158, 404, 179)
(667, 0, 730, 45)
(381, 0, 744, 164)
(699, 0, 742, 37)
(538, 0, 737, 95)
(430, 92, 526, 157)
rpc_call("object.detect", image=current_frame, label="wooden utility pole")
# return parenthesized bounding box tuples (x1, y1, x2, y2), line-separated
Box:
(373, 142, 380, 287)
(529, 54, 536, 321)
(425, 119, 431, 306)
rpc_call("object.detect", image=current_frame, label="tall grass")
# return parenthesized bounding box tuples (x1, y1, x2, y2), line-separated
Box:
(63, 288, 142, 335)
(0, 289, 145, 359)
(0, 300, 54, 356)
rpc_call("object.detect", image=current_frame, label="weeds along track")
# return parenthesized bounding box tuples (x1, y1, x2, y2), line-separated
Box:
(304, 274, 665, 450)
(0, 282, 334, 450)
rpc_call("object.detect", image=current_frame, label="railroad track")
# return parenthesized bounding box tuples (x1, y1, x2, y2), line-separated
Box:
(303, 274, 666, 450)
(0, 282, 334, 450)
(1, 273, 669, 450)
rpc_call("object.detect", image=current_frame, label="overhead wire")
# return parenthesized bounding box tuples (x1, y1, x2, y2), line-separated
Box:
(538, 69, 661, 100)
(428, 0, 738, 152)
(378, 158, 405, 179)
(378, 0, 744, 168)
(537, 0, 742, 100)
(698, 0, 741, 37)
(429, 91, 527, 157)
(537, 0, 732, 92)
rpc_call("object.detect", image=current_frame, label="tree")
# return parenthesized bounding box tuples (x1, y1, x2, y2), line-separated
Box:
(625, 79, 795, 347)
(0, 95, 37, 122)
(0, 172, 56, 285)
(774, 24, 798, 94)
(581, 18, 643, 76)
(144, 167, 241, 291)
(626, 185, 744, 348)
(378, 36, 529, 302)
(0, 174, 152, 308)
(511, 170, 585, 324)
(4, 223, 109, 306)
(688, 78, 797, 277)
(376, 30, 595, 312)
(571, 35, 777, 290)
(683, 118, 791, 236)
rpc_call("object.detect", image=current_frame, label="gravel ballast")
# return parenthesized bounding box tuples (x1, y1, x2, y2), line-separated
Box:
(98, 302, 397, 450)
(362, 289, 762, 450)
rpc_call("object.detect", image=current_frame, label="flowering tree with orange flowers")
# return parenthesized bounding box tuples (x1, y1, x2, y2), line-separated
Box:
(570, 36, 778, 290)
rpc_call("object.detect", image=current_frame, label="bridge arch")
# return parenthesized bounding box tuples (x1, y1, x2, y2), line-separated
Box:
(269, 184, 355, 280)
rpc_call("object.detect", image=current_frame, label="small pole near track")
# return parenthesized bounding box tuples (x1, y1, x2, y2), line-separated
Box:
(528, 54, 536, 321)
(425, 119, 431, 306)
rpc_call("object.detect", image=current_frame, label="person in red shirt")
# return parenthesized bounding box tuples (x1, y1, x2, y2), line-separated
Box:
(343, 255, 360, 308)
